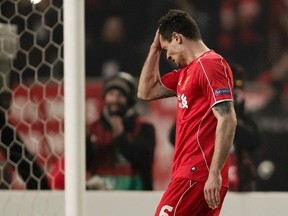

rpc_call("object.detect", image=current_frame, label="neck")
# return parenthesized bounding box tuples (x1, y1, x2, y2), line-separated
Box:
(185, 40, 210, 64)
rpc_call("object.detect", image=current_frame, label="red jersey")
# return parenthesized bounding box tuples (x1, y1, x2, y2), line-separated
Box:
(161, 50, 234, 187)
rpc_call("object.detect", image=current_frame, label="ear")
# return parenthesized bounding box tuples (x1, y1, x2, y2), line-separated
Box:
(172, 32, 182, 44)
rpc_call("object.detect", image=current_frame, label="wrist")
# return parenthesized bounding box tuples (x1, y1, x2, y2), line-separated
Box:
(150, 44, 161, 52)
(209, 167, 221, 176)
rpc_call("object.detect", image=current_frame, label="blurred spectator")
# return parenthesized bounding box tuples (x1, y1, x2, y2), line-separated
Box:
(176, 0, 222, 48)
(251, 51, 288, 191)
(85, 0, 151, 77)
(228, 63, 260, 191)
(49, 72, 156, 190)
(96, 16, 128, 77)
(266, 0, 288, 64)
(86, 15, 145, 78)
(217, 0, 267, 80)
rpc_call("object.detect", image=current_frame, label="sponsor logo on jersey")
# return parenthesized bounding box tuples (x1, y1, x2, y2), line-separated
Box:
(178, 93, 188, 109)
(214, 88, 231, 97)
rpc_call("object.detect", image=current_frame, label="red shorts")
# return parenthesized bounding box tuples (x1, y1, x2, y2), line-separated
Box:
(154, 178, 228, 216)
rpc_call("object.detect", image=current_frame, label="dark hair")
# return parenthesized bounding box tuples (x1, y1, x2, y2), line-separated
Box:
(158, 9, 202, 42)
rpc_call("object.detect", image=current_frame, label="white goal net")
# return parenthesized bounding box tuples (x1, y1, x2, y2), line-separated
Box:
(0, 0, 66, 215)
(0, 0, 176, 215)
(0, 0, 64, 191)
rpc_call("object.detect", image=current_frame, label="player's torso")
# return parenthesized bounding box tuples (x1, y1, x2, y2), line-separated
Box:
(172, 58, 218, 182)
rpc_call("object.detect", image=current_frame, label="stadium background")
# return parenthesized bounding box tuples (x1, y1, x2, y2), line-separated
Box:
(0, 0, 288, 192)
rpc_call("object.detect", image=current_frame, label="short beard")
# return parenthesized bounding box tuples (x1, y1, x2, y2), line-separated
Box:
(106, 104, 128, 116)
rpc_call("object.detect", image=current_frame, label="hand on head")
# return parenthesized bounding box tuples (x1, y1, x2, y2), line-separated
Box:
(151, 29, 162, 50)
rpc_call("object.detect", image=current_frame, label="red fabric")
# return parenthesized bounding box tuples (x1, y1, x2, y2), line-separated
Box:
(161, 50, 234, 187)
(154, 178, 228, 216)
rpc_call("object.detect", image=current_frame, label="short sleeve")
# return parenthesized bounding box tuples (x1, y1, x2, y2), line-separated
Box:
(198, 58, 234, 107)
(160, 70, 180, 92)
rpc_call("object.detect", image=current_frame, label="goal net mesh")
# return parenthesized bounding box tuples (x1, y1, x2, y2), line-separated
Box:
(0, 0, 64, 190)
(0, 0, 176, 198)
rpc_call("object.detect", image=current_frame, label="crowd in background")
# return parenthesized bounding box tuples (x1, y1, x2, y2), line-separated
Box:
(84, 0, 288, 191)
(85, 0, 288, 80)
(0, 0, 287, 191)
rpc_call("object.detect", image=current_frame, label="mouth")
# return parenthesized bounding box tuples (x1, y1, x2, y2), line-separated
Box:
(109, 104, 122, 110)
(107, 103, 127, 115)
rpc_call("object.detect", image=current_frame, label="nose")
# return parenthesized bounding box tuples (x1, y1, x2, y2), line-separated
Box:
(110, 92, 122, 102)
(105, 90, 123, 103)
(167, 54, 172, 61)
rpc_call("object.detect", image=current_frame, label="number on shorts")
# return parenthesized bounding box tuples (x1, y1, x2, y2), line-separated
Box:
(159, 205, 173, 216)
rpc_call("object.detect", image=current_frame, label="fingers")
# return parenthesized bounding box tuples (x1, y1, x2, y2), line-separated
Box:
(151, 29, 161, 50)
(204, 188, 220, 210)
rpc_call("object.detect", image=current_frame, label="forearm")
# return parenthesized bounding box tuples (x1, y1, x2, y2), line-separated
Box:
(137, 46, 162, 100)
(210, 116, 236, 174)
(210, 102, 237, 174)
(204, 105, 236, 209)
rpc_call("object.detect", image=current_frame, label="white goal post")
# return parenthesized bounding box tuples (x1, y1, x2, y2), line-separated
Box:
(63, 0, 86, 216)
(0, 0, 86, 215)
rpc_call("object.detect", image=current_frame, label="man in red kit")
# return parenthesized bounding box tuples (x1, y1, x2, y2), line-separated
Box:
(138, 10, 237, 216)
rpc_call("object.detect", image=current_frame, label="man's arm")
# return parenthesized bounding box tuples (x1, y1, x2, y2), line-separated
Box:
(204, 101, 237, 209)
(137, 31, 175, 100)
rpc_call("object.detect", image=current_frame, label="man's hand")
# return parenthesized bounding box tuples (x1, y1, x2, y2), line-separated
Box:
(204, 171, 222, 209)
(150, 29, 162, 50)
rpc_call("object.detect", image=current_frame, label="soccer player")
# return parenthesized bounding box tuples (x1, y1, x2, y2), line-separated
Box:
(137, 10, 237, 216)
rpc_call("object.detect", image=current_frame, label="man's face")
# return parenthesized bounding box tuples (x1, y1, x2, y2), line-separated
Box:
(104, 88, 128, 116)
(160, 34, 186, 68)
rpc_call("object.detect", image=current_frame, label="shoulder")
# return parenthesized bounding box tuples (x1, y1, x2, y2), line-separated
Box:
(197, 52, 232, 79)
(197, 51, 226, 68)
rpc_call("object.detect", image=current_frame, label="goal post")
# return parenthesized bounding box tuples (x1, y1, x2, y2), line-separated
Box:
(63, 0, 86, 216)
(0, 0, 87, 215)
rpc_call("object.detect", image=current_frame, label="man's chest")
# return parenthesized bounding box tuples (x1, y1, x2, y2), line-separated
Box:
(176, 71, 204, 110)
